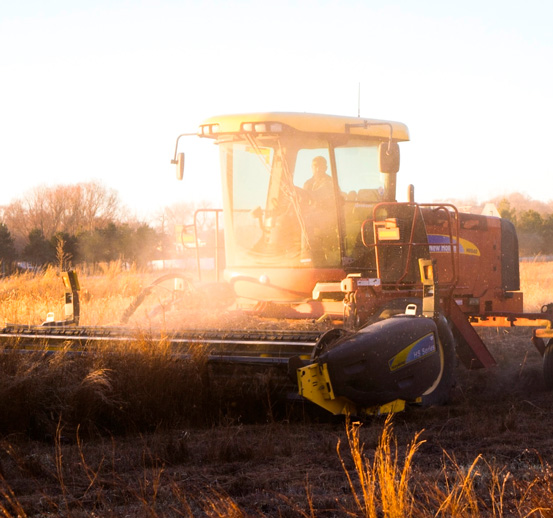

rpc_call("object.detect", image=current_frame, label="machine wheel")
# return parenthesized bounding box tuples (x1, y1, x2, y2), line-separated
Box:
(421, 314, 457, 407)
(119, 272, 195, 324)
(543, 339, 553, 390)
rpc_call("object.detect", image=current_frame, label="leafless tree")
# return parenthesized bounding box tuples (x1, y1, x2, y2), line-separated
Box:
(155, 200, 220, 234)
(3, 181, 121, 244)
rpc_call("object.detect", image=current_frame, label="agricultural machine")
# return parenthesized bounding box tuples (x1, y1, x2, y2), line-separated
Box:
(2, 112, 553, 417)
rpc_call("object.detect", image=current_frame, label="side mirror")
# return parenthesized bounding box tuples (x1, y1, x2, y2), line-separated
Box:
(379, 141, 400, 174)
(172, 152, 185, 180)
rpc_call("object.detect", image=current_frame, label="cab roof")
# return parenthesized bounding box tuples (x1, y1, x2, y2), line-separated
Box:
(199, 112, 410, 141)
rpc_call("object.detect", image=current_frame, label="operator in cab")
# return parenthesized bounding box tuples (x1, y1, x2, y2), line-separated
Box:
(300, 156, 339, 265)
(303, 156, 333, 207)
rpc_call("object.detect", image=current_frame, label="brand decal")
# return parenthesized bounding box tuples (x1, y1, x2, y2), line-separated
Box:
(427, 234, 480, 256)
(388, 333, 436, 372)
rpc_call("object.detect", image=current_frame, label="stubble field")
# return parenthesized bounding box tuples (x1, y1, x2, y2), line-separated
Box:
(0, 261, 553, 517)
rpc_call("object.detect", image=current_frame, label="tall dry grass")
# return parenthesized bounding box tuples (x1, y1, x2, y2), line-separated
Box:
(337, 416, 421, 518)
(0, 341, 211, 439)
(520, 260, 553, 311)
(335, 417, 553, 517)
(0, 263, 149, 326)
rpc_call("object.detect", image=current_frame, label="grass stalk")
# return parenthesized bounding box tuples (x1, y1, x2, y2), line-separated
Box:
(338, 415, 423, 518)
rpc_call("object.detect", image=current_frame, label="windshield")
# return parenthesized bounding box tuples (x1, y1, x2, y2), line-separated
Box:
(219, 134, 385, 270)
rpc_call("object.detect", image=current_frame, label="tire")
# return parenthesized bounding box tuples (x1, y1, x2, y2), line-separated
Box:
(119, 272, 194, 324)
(421, 314, 457, 406)
(543, 339, 553, 390)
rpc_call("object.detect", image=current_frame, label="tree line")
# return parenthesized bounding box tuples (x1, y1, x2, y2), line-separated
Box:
(0, 182, 202, 274)
(497, 198, 553, 256)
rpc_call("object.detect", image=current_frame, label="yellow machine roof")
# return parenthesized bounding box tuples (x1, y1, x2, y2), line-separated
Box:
(199, 112, 410, 141)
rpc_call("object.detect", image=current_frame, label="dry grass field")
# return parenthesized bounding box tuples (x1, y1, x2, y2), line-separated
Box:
(520, 259, 553, 312)
(0, 261, 553, 516)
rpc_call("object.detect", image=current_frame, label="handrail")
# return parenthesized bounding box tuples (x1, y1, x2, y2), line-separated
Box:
(360, 202, 460, 291)
(419, 203, 460, 290)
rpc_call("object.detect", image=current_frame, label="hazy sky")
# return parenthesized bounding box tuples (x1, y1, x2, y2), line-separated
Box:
(1, 0, 552, 220)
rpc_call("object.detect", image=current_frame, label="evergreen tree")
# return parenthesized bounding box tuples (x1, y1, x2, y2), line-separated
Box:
(0, 223, 17, 275)
(23, 229, 55, 266)
(497, 198, 517, 223)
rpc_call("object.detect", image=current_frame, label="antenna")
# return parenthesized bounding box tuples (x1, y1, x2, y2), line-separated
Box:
(357, 83, 361, 117)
